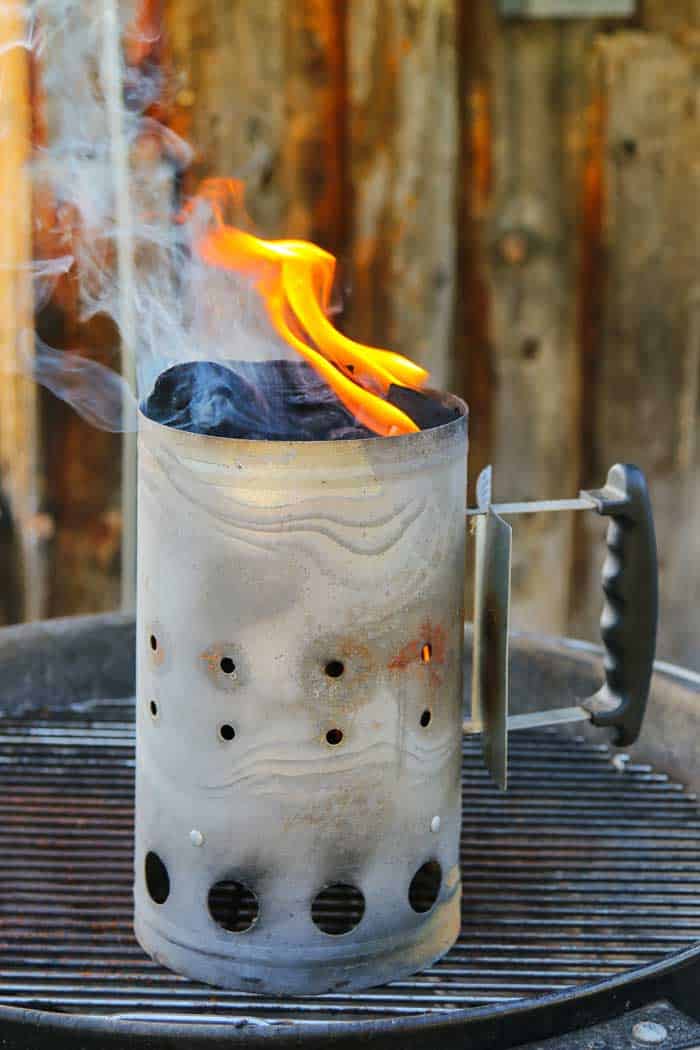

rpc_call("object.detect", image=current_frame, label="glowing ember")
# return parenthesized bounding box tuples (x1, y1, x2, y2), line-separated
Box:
(191, 180, 429, 437)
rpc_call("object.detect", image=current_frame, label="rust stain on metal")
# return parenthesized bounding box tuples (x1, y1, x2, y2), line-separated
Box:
(388, 621, 446, 671)
(310, 636, 378, 709)
(200, 646, 222, 675)
(336, 639, 375, 675)
(388, 640, 418, 670)
(199, 642, 241, 684)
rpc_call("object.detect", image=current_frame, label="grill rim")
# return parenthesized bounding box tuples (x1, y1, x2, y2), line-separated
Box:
(0, 944, 698, 1049)
(0, 613, 698, 1050)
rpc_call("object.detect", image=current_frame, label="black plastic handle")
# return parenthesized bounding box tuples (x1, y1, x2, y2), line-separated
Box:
(581, 464, 658, 747)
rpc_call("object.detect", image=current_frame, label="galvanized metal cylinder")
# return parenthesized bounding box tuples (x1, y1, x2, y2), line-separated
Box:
(134, 399, 468, 994)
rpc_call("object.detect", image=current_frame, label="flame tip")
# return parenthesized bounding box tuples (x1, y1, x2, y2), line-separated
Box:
(191, 179, 428, 436)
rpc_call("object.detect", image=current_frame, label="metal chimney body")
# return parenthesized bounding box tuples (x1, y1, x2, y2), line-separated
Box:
(134, 400, 468, 995)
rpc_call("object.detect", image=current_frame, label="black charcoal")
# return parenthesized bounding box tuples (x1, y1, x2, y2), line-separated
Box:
(387, 385, 460, 429)
(142, 359, 454, 440)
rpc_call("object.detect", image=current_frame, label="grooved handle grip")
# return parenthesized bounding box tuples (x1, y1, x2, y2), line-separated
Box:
(581, 465, 658, 746)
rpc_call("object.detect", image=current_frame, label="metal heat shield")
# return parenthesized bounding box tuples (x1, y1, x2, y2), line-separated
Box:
(471, 507, 512, 790)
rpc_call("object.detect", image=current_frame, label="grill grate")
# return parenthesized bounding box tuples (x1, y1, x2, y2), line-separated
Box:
(1, 710, 699, 1025)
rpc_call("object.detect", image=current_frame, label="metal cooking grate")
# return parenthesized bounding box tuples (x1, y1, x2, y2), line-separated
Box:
(1, 710, 699, 1024)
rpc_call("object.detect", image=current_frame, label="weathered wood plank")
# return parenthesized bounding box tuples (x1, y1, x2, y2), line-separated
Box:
(640, 1, 700, 36)
(35, 305, 123, 619)
(0, 1, 46, 623)
(569, 32, 700, 668)
(345, 0, 458, 389)
(164, 0, 286, 235)
(455, 1, 496, 501)
(281, 1, 346, 251)
(165, 0, 347, 250)
(30, 1, 155, 618)
(468, 20, 597, 635)
(30, 202, 122, 618)
(103, 0, 139, 611)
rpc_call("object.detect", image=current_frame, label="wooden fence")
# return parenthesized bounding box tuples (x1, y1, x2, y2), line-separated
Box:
(0, 0, 697, 668)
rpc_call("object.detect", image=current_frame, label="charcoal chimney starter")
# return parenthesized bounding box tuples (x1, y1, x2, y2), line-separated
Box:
(134, 397, 469, 994)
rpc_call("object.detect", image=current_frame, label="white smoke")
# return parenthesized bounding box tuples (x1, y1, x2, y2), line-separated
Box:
(1, 0, 292, 431)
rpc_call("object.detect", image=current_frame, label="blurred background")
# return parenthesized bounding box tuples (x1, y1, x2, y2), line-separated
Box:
(0, 0, 697, 667)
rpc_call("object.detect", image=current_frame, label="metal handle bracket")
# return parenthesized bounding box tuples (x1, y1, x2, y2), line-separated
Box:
(467, 464, 658, 789)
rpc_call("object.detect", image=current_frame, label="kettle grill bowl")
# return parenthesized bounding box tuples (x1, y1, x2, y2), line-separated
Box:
(0, 614, 698, 1049)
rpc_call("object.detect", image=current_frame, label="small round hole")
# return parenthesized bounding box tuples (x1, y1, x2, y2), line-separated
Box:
(219, 723, 236, 741)
(311, 883, 365, 935)
(421, 643, 432, 664)
(521, 337, 540, 360)
(149, 700, 159, 719)
(326, 728, 343, 746)
(208, 878, 259, 932)
(145, 851, 169, 904)
(149, 634, 158, 652)
(220, 657, 236, 675)
(420, 709, 432, 728)
(325, 660, 345, 679)
(409, 860, 442, 914)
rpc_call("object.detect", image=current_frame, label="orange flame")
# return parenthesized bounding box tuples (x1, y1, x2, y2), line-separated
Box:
(190, 180, 429, 436)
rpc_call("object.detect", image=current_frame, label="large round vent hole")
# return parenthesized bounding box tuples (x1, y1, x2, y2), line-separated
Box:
(421, 643, 432, 664)
(326, 728, 343, 746)
(208, 879, 258, 932)
(311, 883, 365, 935)
(219, 723, 236, 742)
(145, 851, 170, 904)
(409, 860, 442, 914)
(420, 709, 432, 728)
(220, 657, 236, 675)
(325, 660, 345, 679)
(149, 634, 158, 652)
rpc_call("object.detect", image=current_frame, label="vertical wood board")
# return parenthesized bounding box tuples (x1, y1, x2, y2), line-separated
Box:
(165, 0, 286, 235)
(281, 1, 347, 251)
(569, 32, 700, 667)
(640, 0, 700, 36)
(345, 0, 458, 389)
(479, 21, 598, 634)
(0, 1, 46, 622)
